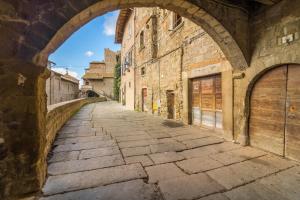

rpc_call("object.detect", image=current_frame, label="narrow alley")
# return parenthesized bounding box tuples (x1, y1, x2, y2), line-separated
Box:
(40, 101, 300, 200)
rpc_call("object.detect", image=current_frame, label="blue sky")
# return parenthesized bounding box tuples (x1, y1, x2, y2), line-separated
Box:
(49, 11, 120, 85)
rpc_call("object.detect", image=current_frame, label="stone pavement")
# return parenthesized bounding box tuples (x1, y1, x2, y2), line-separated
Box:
(40, 101, 300, 200)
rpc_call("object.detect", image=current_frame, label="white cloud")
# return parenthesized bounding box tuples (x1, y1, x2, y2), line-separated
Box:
(85, 51, 94, 57)
(52, 67, 79, 79)
(103, 11, 119, 36)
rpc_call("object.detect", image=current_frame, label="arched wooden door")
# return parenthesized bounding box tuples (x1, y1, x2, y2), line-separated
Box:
(249, 64, 300, 161)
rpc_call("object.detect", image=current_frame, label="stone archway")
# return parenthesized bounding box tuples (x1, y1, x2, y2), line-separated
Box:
(0, 0, 250, 199)
(34, 0, 249, 70)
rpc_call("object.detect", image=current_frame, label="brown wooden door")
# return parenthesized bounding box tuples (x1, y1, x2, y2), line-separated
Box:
(191, 74, 222, 129)
(167, 91, 175, 119)
(249, 66, 287, 156)
(250, 64, 300, 160)
(285, 65, 300, 161)
(192, 79, 201, 125)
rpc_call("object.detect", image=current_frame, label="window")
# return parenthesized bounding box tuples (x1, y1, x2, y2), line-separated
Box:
(141, 67, 146, 76)
(126, 50, 132, 66)
(140, 30, 145, 49)
(129, 82, 131, 88)
(173, 13, 183, 29)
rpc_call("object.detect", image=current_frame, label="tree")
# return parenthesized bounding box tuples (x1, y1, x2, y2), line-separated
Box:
(113, 55, 121, 101)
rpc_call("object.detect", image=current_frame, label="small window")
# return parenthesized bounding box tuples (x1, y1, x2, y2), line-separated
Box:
(141, 67, 146, 76)
(129, 82, 131, 88)
(173, 13, 182, 29)
(140, 31, 145, 49)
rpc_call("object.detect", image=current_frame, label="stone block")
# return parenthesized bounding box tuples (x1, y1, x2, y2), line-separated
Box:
(53, 140, 117, 152)
(116, 134, 152, 142)
(48, 154, 124, 175)
(182, 137, 224, 148)
(121, 146, 151, 157)
(149, 152, 184, 164)
(176, 156, 223, 174)
(43, 163, 147, 195)
(210, 146, 267, 165)
(79, 146, 120, 159)
(145, 163, 187, 183)
(150, 142, 187, 153)
(207, 155, 296, 190)
(48, 151, 79, 163)
(125, 155, 154, 167)
(158, 173, 225, 200)
(118, 139, 158, 148)
(40, 179, 163, 200)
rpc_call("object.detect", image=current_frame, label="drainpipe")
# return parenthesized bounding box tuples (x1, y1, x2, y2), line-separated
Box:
(133, 9, 136, 110)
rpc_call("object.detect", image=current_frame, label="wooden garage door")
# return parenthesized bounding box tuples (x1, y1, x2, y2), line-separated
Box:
(192, 74, 222, 129)
(250, 64, 300, 160)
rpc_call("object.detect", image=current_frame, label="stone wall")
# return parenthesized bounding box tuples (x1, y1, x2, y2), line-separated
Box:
(233, 1, 300, 145)
(120, 11, 135, 110)
(45, 97, 106, 162)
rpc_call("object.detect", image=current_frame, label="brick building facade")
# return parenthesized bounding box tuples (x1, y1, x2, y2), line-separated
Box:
(82, 48, 118, 99)
(116, 8, 233, 138)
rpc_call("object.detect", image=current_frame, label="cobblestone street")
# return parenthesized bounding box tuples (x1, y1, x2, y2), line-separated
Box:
(41, 101, 300, 200)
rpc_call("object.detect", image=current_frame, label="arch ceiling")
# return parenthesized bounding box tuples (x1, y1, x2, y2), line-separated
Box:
(0, 0, 262, 71)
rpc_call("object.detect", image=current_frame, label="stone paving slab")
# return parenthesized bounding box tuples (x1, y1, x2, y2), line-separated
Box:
(174, 133, 210, 141)
(159, 173, 225, 200)
(125, 155, 154, 167)
(145, 163, 187, 183)
(40, 179, 163, 200)
(115, 134, 152, 142)
(176, 156, 224, 174)
(48, 151, 79, 163)
(79, 146, 120, 159)
(53, 140, 116, 152)
(121, 146, 151, 157)
(43, 163, 147, 196)
(42, 102, 299, 200)
(150, 142, 187, 153)
(54, 135, 111, 145)
(57, 131, 96, 139)
(224, 181, 290, 200)
(148, 132, 171, 139)
(110, 130, 147, 137)
(182, 137, 224, 148)
(48, 154, 124, 175)
(180, 142, 241, 159)
(197, 193, 230, 200)
(118, 139, 158, 148)
(210, 146, 267, 165)
(207, 155, 296, 190)
(149, 152, 184, 164)
(58, 126, 95, 134)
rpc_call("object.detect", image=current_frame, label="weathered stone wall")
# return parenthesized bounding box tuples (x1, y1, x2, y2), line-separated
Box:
(233, 1, 300, 145)
(88, 78, 115, 99)
(45, 98, 106, 164)
(0, 61, 48, 200)
(120, 11, 135, 110)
